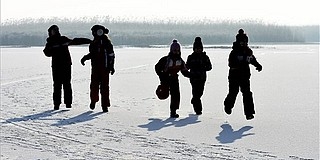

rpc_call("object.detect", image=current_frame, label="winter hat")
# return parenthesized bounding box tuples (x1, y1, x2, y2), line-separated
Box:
(48, 25, 60, 37)
(238, 29, 244, 34)
(91, 25, 109, 35)
(170, 39, 181, 52)
(236, 28, 248, 43)
(48, 25, 59, 32)
(193, 37, 203, 51)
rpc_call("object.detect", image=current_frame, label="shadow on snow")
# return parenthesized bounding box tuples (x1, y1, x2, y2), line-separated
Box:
(138, 114, 201, 131)
(215, 123, 255, 144)
(2, 109, 68, 124)
(2, 110, 105, 127)
(51, 111, 105, 126)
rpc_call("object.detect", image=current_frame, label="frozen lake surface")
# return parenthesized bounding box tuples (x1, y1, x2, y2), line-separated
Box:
(1, 44, 319, 159)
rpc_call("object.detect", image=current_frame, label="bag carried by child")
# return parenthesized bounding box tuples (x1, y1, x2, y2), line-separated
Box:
(156, 84, 169, 100)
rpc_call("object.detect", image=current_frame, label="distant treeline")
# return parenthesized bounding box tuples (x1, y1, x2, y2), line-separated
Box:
(1, 17, 319, 46)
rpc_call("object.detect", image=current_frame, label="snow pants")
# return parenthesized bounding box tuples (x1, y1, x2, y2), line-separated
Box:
(168, 76, 180, 113)
(190, 79, 206, 113)
(90, 67, 110, 109)
(52, 65, 72, 105)
(224, 76, 255, 116)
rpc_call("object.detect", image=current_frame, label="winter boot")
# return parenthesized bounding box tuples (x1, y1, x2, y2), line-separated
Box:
(54, 104, 60, 110)
(90, 102, 96, 110)
(224, 101, 232, 115)
(66, 104, 72, 108)
(196, 111, 202, 115)
(102, 106, 108, 113)
(224, 106, 232, 115)
(192, 98, 202, 115)
(246, 114, 254, 120)
(170, 111, 179, 118)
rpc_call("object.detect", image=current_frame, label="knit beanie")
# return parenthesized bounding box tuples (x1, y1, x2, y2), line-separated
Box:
(238, 29, 244, 34)
(170, 39, 181, 52)
(193, 37, 203, 51)
(236, 28, 248, 43)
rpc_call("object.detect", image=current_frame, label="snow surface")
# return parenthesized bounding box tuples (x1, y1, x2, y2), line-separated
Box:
(1, 44, 319, 159)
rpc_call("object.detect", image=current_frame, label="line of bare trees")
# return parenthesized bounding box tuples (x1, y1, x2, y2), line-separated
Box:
(1, 17, 318, 46)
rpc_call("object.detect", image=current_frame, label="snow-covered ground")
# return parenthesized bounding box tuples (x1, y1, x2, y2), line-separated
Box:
(1, 44, 319, 159)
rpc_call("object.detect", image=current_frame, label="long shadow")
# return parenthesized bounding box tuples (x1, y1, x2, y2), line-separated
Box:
(2, 109, 68, 124)
(138, 114, 201, 131)
(51, 111, 105, 126)
(215, 123, 255, 144)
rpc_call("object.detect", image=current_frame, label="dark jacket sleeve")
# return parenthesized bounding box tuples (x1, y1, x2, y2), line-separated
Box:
(155, 57, 167, 76)
(155, 56, 170, 83)
(180, 59, 190, 78)
(43, 42, 54, 57)
(249, 54, 262, 70)
(82, 53, 92, 61)
(43, 36, 72, 57)
(186, 55, 190, 68)
(60, 36, 72, 46)
(228, 50, 237, 68)
(106, 40, 115, 69)
(204, 54, 212, 71)
(69, 38, 92, 45)
(246, 48, 262, 69)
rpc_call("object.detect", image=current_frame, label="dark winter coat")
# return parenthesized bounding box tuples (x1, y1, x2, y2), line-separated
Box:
(228, 42, 262, 79)
(43, 35, 72, 67)
(186, 51, 212, 81)
(155, 53, 189, 84)
(43, 35, 91, 67)
(82, 35, 115, 70)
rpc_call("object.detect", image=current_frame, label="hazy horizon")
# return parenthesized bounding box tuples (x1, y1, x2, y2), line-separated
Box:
(1, 0, 319, 26)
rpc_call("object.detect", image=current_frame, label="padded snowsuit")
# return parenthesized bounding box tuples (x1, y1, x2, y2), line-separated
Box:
(186, 51, 212, 114)
(155, 54, 189, 114)
(224, 42, 262, 116)
(82, 35, 115, 110)
(44, 35, 91, 106)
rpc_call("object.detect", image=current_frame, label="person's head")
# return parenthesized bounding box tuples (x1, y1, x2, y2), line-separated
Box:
(236, 28, 248, 45)
(48, 25, 60, 37)
(193, 37, 203, 53)
(238, 28, 244, 35)
(91, 25, 109, 37)
(239, 41, 247, 47)
(169, 39, 181, 58)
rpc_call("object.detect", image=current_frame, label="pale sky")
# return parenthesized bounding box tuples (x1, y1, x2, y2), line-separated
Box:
(1, 0, 319, 26)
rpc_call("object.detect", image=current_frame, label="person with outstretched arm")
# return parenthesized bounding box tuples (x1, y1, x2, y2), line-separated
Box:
(43, 25, 91, 110)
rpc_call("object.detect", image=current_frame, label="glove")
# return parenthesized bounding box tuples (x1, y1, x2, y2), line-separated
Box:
(256, 65, 262, 72)
(110, 68, 115, 75)
(80, 56, 86, 66)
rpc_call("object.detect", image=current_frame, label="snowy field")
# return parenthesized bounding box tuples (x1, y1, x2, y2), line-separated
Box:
(1, 44, 319, 159)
